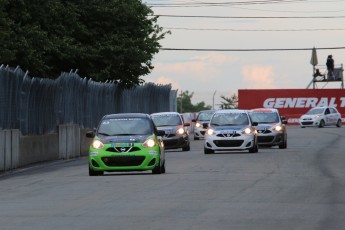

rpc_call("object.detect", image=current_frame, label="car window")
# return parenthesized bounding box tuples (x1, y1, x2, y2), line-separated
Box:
(151, 114, 182, 127)
(97, 118, 153, 136)
(197, 112, 214, 121)
(250, 112, 279, 123)
(306, 108, 324, 115)
(330, 108, 337, 114)
(325, 108, 330, 115)
(211, 113, 249, 126)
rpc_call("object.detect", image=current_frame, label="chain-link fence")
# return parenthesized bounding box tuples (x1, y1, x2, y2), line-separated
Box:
(0, 65, 176, 135)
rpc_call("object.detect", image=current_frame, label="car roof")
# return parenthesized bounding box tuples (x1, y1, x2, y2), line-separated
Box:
(151, 112, 180, 116)
(214, 109, 249, 114)
(198, 109, 217, 113)
(102, 113, 150, 119)
(251, 108, 279, 113)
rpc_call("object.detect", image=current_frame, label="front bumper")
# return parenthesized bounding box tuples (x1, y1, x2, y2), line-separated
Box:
(194, 127, 206, 138)
(204, 134, 256, 151)
(162, 134, 189, 149)
(299, 119, 320, 127)
(257, 132, 285, 146)
(89, 145, 161, 172)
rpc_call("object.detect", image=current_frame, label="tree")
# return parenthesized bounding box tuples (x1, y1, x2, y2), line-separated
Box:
(0, 0, 169, 88)
(220, 93, 238, 109)
(177, 90, 211, 113)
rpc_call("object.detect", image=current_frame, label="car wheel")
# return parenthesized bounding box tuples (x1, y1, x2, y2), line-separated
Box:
(249, 141, 259, 153)
(161, 161, 166, 174)
(336, 119, 342, 127)
(279, 135, 287, 149)
(152, 162, 163, 174)
(89, 166, 103, 176)
(319, 120, 325, 128)
(204, 147, 214, 154)
(194, 136, 199, 140)
(182, 143, 190, 151)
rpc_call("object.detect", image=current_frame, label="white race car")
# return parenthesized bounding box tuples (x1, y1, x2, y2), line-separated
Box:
(192, 110, 217, 140)
(249, 108, 287, 149)
(204, 109, 258, 154)
(299, 106, 342, 128)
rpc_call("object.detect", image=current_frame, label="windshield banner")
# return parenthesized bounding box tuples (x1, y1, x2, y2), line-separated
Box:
(238, 89, 345, 125)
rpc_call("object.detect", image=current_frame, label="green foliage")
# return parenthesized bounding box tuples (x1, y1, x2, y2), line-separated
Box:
(177, 90, 212, 113)
(0, 0, 169, 88)
(220, 93, 238, 109)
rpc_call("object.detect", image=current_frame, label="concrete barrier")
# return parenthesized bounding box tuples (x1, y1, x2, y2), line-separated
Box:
(0, 130, 20, 171)
(0, 125, 92, 172)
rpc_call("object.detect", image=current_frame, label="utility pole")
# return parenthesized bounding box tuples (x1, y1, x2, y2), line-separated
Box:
(212, 90, 217, 109)
(180, 90, 183, 113)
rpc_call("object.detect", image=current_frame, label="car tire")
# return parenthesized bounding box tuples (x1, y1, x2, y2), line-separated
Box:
(319, 120, 325, 128)
(279, 134, 287, 149)
(152, 160, 165, 174)
(204, 147, 214, 154)
(336, 119, 342, 127)
(182, 143, 190, 151)
(89, 166, 104, 176)
(249, 141, 259, 153)
(161, 161, 166, 174)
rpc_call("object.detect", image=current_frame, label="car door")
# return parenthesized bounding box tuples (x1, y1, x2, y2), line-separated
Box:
(324, 108, 332, 125)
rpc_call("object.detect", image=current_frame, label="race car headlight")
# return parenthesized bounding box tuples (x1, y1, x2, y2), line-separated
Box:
(314, 115, 321, 119)
(207, 128, 216, 135)
(195, 122, 201, 128)
(143, 138, 156, 148)
(242, 128, 253, 135)
(274, 125, 283, 131)
(176, 128, 185, 135)
(92, 140, 104, 149)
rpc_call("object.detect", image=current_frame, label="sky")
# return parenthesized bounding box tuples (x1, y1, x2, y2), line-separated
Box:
(143, 0, 345, 108)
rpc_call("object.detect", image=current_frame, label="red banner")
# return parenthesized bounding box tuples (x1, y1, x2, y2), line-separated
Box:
(238, 89, 345, 124)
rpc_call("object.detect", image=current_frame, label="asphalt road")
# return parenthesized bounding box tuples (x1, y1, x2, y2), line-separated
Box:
(1, 126, 345, 230)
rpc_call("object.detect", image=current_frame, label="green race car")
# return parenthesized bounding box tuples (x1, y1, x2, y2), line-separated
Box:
(86, 113, 166, 176)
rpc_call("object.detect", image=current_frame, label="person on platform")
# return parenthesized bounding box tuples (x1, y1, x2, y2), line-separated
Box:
(326, 55, 335, 80)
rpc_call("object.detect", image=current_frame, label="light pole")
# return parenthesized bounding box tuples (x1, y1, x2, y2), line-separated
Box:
(180, 90, 183, 113)
(212, 90, 217, 110)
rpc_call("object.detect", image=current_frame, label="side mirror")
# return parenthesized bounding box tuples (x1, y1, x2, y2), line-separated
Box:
(203, 123, 209, 129)
(157, 130, 165, 136)
(86, 131, 95, 138)
(252, 122, 258, 126)
(282, 120, 288, 125)
(184, 122, 190, 127)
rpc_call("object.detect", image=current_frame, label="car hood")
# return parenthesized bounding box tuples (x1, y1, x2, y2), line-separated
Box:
(300, 114, 321, 119)
(156, 126, 180, 132)
(211, 126, 247, 132)
(99, 135, 151, 144)
(256, 123, 279, 130)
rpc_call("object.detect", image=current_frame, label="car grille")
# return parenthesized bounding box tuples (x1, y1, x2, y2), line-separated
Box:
(213, 140, 244, 147)
(301, 121, 313, 125)
(164, 134, 176, 138)
(101, 156, 145, 167)
(257, 130, 272, 134)
(106, 147, 141, 153)
(216, 133, 241, 138)
(258, 136, 275, 142)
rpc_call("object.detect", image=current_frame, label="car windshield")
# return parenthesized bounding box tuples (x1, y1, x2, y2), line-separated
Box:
(306, 108, 324, 115)
(250, 112, 279, 124)
(97, 118, 153, 136)
(151, 114, 182, 127)
(197, 111, 214, 121)
(210, 113, 249, 126)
